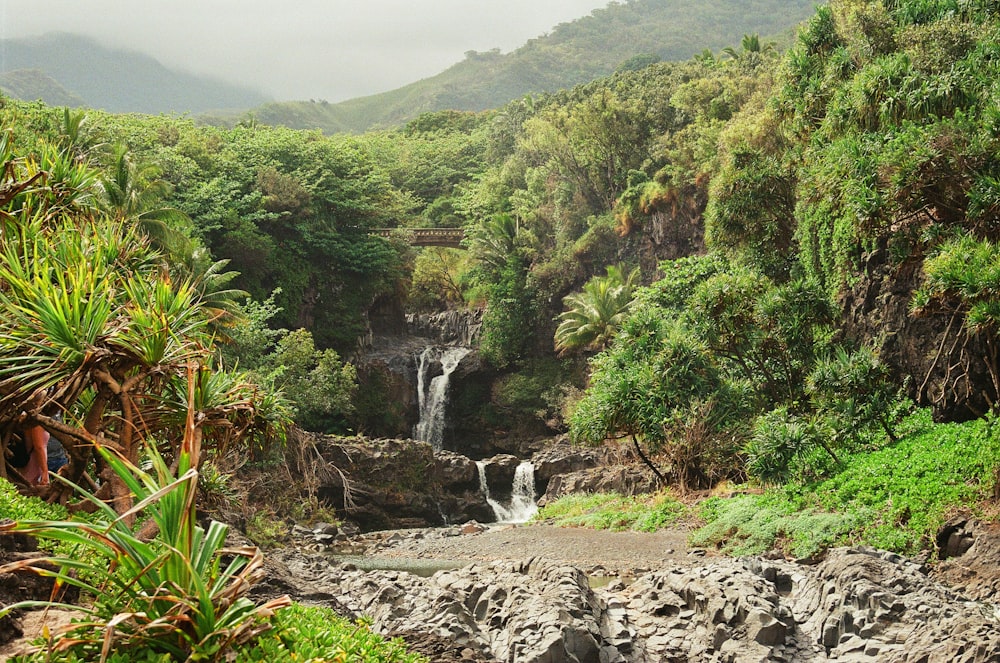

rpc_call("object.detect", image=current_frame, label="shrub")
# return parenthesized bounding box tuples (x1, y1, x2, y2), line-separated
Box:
(0, 442, 290, 661)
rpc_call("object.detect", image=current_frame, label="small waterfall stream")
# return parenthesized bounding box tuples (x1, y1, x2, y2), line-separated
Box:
(413, 346, 471, 451)
(476, 461, 538, 524)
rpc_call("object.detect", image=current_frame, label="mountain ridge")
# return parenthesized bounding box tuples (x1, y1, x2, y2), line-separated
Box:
(248, 0, 820, 133)
(0, 32, 271, 114)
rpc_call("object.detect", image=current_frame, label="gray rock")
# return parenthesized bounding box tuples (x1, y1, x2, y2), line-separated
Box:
(260, 546, 1000, 663)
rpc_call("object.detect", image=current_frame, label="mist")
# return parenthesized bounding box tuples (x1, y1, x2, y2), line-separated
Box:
(1, 0, 610, 102)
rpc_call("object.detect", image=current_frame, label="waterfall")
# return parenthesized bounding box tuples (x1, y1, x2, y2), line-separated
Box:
(477, 461, 538, 524)
(413, 346, 471, 451)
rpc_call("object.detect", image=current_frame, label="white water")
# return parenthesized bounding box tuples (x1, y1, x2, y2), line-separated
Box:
(477, 460, 538, 524)
(413, 346, 471, 451)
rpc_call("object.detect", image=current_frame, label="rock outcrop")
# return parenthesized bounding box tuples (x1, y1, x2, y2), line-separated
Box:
(317, 436, 495, 530)
(314, 436, 606, 531)
(406, 310, 483, 347)
(266, 547, 1000, 663)
(541, 464, 659, 506)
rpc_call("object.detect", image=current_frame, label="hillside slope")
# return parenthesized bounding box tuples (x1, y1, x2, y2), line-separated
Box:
(0, 68, 86, 107)
(250, 0, 819, 133)
(0, 33, 270, 114)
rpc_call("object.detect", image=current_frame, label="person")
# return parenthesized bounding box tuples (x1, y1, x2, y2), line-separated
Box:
(8, 409, 66, 487)
(46, 411, 69, 474)
(20, 421, 50, 486)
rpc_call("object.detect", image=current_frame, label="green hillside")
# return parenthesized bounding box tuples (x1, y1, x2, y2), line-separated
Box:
(248, 0, 819, 133)
(0, 32, 270, 114)
(0, 68, 86, 107)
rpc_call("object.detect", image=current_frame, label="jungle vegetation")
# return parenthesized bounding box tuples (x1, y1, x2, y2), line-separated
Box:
(1, 0, 1000, 657)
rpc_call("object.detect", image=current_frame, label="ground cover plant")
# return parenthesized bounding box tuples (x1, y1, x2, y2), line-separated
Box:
(7, 605, 428, 663)
(540, 410, 1000, 559)
(692, 410, 1000, 557)
(535, 491, 689, 532)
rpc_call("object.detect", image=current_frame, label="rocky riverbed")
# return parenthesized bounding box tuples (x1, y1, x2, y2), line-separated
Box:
(248, 521, 1000, 663)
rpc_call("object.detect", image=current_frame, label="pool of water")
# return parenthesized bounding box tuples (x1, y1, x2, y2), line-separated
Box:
(329, 554, 469, 577)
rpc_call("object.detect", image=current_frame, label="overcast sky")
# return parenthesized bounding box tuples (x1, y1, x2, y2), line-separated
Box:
(1, 1, 611, 102)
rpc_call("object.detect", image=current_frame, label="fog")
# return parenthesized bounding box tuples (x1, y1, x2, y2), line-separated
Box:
(1, 0, 610, 102)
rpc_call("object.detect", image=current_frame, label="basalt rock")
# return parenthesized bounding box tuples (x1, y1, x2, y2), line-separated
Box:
(266, 546, 1000, 663)
(840, 246, 996, 421)
(316, 435, 493, 531)
(540, 464, 658, 506)
(406, 310, 483, 347)
(935, 519, 1000, 603)
(481, 454, 520, 500)
(530, 443, 605, 495)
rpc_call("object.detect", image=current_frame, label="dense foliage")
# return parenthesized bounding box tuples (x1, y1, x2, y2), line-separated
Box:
(692, 410, 1000, 557)
(0, 0, 997, 572)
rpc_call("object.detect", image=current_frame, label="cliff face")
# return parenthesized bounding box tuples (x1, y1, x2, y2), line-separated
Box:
(840, 247, 994, 422)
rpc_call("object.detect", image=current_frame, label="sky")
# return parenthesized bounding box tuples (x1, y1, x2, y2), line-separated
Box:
(1, 0, 611, 102)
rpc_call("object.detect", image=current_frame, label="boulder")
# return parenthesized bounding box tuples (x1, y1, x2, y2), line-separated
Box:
(435, 450, 480, 490)
(481, 454, 520, 500)
(530, 443, 604, 494)
(540, 465, 658, 506)
(316, 435, 491, 530)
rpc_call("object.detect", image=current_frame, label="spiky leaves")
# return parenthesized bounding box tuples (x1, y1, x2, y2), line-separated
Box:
(0, 441, 290, 661)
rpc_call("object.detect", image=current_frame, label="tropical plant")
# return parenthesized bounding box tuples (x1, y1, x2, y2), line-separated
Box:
(0, 433, 291, 661)
(0, 142, 282, 509)
(554, 264, 640, 354)
(570, 311, 745, 490)
(478, 254, 537, 368)
(806, 345, 906, 444)
(99, 143, 192, 257)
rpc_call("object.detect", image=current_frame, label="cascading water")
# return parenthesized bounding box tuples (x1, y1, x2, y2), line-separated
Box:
(413, 346, 471, 451)
(476, 460, 538, 524)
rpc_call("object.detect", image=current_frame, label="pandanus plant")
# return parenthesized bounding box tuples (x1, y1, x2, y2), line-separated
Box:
(0, 127, 292, 662)
(0, 377, 291, 661)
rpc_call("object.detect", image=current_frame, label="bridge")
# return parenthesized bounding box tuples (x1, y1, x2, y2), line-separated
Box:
(373, 227, 465, 248)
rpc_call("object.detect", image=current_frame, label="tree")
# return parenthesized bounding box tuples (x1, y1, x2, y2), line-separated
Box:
(0, 143, 282, 512)
(479, 254, 537, 369)
(807, 346, 904, 444)
(554, 264, 639, 354)
(99, 143, 192, 257)
(688, 270, 834, 404)
(570, 309, 745, 490)
(721, 34, 775, 63)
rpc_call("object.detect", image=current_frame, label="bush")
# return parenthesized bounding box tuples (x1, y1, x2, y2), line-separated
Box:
(692, 410, 1000, 557)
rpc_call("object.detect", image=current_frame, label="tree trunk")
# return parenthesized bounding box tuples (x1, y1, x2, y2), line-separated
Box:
(631, 434, 667, 486)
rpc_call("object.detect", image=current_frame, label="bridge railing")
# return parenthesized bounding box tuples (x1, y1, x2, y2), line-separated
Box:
(372, 228, 466, 248)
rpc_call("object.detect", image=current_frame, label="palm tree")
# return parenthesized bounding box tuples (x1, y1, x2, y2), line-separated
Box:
(99, 143, 191, 256)
(721, 33, 775, 62)
(464, 212, 524, 274)
(554, 265, 640, 354)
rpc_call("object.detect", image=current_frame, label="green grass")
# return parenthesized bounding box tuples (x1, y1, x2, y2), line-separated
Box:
(692, 410, 1000, 557)
(13, 604, 428, 663)
(537, 410, 1000, 559)
(536, 491, 688, 532)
